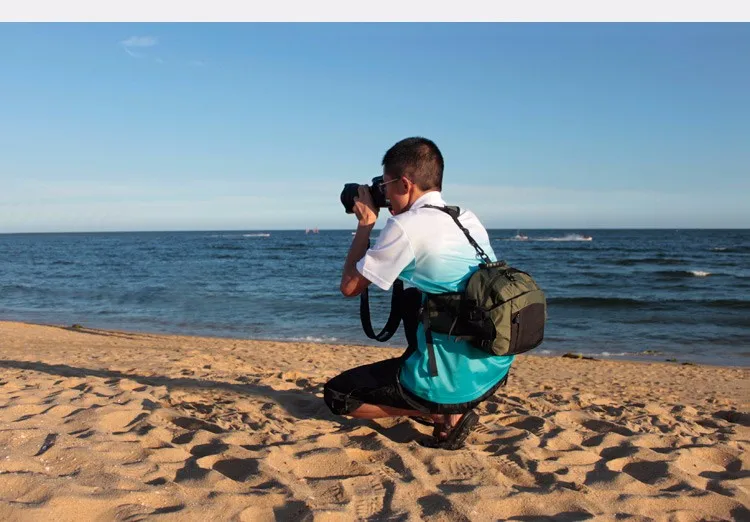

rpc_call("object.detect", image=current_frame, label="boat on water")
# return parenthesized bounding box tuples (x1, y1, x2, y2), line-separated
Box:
(513, 230, 529, 241)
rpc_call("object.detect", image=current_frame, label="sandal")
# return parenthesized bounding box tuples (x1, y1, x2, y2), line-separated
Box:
(419, 410, 479, 450)
(408, 415, 434, 427)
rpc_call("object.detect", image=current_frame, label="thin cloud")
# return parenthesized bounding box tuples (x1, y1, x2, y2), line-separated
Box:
(189, 60, 206, 67)
(120, 36, 158, 58)
(121, 36, 158, 48)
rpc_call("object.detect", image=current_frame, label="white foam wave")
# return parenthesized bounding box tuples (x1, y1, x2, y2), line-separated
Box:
(498, 233, 593, 242)
(243, 233, 271, 237)
(536, 234, 593, 242)
(690, 270, 711, 277)
(572, 352, 628, 358)
(285, 336, 338, 343)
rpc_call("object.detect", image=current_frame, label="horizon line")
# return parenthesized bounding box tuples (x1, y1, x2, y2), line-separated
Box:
(2, 226, 750, 235)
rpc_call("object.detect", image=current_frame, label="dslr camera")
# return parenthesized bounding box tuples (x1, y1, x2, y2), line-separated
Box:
(340, 175, 389, 214)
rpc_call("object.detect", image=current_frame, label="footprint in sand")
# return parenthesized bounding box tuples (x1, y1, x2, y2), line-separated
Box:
(434, 455, 486, 481)
(170, 416, 224, 434)
(111, 503, 153, 521)
(96, 409, 151, 434)
(381, 453, 415, 482)
(112, 502, 186, 520)
(211, 457, 260, 482)
(599, 443, 641, 461)
(493, 455, 537, 488)
(673, 446, 743, 476)
(554, 410, 635, 436)
(496, 414, 548, 436)
(190, 442, 230, 458)
(714, 410, 750, 427)
(310, 479, 349, 507)
(343, 475, 387, 519)
(417, 493, 457, 519)
(174, 457, 212, 483)
(621, 460, 671, 485)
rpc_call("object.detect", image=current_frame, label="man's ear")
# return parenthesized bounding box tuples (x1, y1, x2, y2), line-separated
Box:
(401, 176, 411, 193)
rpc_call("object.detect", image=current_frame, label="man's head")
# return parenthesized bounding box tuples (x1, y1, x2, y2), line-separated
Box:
(381, 137, 444, 215)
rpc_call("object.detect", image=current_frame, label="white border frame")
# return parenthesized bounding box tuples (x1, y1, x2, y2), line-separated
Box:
(2, 1, 749, 23)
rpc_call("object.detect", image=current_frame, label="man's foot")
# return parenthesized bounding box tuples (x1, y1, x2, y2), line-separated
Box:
(420, 410, 479, 450)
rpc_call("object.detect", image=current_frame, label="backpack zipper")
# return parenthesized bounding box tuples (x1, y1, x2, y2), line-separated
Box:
(486, 289, 539, 312)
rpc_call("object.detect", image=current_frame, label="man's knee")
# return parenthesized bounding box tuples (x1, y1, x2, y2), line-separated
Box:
(323, 380, 359, 416)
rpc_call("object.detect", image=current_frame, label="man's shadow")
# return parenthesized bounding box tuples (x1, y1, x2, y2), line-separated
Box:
(0, 359, 425, 445)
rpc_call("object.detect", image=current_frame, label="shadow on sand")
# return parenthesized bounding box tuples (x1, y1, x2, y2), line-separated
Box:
(0, 359, 425, 445)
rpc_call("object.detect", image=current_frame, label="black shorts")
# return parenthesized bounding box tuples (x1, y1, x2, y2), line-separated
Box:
(323, 356, 508, 416)
(323, 357, 413, 415)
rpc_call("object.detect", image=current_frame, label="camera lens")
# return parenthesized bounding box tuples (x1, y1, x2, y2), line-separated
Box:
(340, 177, 389, 214)
(340, 183, 360, 214)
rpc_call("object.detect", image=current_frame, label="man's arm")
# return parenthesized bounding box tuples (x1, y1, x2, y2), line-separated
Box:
(340, 223, 374, 297)
(340, 185, 378, 297)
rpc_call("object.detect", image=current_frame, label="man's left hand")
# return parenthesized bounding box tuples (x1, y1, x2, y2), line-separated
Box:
(353, 184, 379, 227)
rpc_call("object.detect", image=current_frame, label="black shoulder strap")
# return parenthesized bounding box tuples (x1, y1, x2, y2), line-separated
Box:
(358, 237, 405, 343)
(422, 204, 492, 265)
(420, 204, 493, 377)
(421, 297, 439, 377)
(360, 279, 404, 342)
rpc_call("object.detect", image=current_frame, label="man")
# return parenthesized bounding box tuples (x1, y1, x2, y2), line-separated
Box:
(324, 137, 513, 450)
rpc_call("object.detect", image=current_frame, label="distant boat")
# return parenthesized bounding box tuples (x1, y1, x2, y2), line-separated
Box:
(513, 230, 529, 241)
(305, 228, 319, 234)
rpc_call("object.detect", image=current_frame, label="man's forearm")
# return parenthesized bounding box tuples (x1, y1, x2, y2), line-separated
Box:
(340, 223, 375, 296)
(344, 223, 375, 276)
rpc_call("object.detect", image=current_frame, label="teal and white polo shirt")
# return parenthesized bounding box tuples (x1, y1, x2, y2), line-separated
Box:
(356, 191, 513, 405)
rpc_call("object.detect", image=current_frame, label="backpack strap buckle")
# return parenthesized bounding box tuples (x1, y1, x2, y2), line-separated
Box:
(421, 298, 439, 378)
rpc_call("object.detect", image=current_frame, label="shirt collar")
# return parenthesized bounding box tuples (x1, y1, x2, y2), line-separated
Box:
(409, 191, 445, 211)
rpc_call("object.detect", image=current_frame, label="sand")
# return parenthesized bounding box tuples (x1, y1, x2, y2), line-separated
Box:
(0, 320, 748, 521)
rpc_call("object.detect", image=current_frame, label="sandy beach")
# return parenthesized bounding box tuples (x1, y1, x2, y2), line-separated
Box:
(0, 320, 748, 521)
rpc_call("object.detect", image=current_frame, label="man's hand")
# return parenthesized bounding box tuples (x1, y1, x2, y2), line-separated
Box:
(353, 185, 379, 227)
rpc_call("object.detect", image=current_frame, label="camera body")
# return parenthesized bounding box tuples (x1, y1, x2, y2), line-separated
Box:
(340, 175, 388, 214)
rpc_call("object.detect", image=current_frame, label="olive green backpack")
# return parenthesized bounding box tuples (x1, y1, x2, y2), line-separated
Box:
(421, 205, 547, 376)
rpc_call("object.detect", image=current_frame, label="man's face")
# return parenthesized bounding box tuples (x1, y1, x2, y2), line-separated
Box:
(382, 173, 408, 215)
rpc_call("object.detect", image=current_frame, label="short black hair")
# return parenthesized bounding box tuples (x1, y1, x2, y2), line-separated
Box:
(381, 137, 444, 191)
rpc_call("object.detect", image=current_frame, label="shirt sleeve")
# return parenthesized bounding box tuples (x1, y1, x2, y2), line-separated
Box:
(355, 217, 415, 291)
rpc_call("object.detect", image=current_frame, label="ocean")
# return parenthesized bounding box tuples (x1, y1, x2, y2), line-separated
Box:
(1, 229, 748, 366)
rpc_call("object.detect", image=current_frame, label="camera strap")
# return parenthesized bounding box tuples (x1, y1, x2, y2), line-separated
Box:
(359, 279, 404, 342)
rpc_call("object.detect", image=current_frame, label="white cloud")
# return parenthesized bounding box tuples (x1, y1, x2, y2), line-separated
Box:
(120, 36, 158, 48)
(120, 36, 158, 58)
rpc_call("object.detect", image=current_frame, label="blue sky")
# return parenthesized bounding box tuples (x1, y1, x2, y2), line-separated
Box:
(0, 23, 748, 232)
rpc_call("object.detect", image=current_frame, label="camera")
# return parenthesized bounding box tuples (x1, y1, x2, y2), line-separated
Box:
(340, 175, 389, 214)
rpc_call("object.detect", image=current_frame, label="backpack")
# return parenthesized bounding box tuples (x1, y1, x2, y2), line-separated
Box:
(420, 205, 547, 376)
